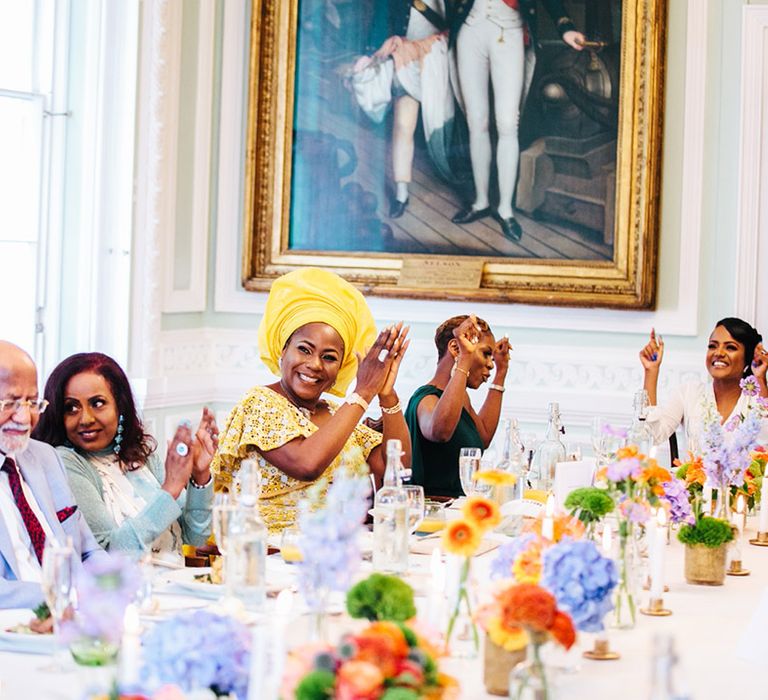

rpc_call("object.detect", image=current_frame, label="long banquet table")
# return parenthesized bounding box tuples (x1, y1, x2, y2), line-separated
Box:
(1, 516, 767, 700)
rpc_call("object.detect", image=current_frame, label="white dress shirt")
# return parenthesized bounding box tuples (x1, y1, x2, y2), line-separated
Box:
(0, 452, 56, 582)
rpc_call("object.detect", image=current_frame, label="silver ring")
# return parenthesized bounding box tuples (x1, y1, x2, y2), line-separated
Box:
(378, 349, 389, 362)
(175, 443, 189, 457)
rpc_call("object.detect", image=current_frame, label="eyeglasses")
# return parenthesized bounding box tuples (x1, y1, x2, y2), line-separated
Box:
(0, 399, 49, 415)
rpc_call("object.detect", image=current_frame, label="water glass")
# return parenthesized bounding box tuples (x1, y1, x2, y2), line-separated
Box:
(458, 447, 482, 496)
(234, 459, 262, 506)
(403, 485, 425, 534)
(40, 539, 77, 671)
(280, 527, 303, 563)
(416, 501, 447, 534)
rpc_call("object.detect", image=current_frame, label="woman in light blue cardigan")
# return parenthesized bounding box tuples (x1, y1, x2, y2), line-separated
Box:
(33, 353, 216, 561)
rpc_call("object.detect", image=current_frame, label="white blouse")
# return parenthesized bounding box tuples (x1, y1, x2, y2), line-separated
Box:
(646, 380, 768, 454)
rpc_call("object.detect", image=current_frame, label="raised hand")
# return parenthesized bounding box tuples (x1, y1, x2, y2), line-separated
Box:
(163, 422, 195, 498)
(453, 314, 482, 357)
(354, 324, 403, 402)
(639, 328, 664, 372)
(493, 334, 512, 378)
(379, 323, 411, 402)
(191, 407, 218, 485)
(752, 343, 768, 384)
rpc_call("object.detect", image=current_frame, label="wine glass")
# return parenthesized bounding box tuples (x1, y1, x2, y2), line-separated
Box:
(403, 485, 425, 534)
(459, 447, 482, 496)
(212, 497, 238, 597)
(40, 539, 77, 671)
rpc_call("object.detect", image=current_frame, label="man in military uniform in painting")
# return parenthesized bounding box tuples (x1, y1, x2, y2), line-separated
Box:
(449, 0, 584, 241)
(368, 0, 449, 219)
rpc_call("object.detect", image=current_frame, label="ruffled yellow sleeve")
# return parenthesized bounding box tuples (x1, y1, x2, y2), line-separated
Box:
(212, 386, 313, 487)
(352, 421, 383, 460)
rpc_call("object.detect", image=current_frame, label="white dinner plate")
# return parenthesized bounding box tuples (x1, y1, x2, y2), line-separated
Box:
(0, 629, 55, 655)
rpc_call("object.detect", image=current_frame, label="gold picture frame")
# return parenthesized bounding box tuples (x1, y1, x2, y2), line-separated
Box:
(242, 0, 666, 308)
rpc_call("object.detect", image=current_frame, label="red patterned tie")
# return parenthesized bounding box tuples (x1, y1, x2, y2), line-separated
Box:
(2, 457, 46, 563)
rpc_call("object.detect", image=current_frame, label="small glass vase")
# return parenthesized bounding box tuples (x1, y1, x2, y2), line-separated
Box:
(508, 634, 555, 700)
(305, 586, 331, 643)
(445, 555, 479, 658)
(611, 520, 641, 630)
(715, 479, 732, 522)
(70, 637, 119, 695)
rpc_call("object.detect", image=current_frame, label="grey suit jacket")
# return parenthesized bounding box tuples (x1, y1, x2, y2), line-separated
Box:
(0, 439, 107, 609)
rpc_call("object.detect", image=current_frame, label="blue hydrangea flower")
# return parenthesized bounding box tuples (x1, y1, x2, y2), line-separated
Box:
(141, 611, 251, 699)
(541, 538, 618, 633)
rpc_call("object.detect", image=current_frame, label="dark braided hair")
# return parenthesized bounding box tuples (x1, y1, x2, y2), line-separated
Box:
(434, 315, 492, 359)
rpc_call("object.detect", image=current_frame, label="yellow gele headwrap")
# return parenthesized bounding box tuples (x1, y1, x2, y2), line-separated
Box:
(257, 268, 377, 397)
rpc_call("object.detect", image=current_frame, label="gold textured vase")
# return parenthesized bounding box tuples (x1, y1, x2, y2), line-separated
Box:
(684, 543, 727, 585)
(483, 634, 526, 696)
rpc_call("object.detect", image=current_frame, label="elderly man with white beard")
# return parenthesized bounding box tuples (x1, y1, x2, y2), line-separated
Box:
(0, 341, 106, 608)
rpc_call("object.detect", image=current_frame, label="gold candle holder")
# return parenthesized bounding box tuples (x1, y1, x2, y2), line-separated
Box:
(726, 559, 750, 576)
(582, 637, 620, 660)
(749, 531, 768, 547)
(640, 597, 672, 616)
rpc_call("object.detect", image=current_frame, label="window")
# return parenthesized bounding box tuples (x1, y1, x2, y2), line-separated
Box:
(0, 0, 62, 367)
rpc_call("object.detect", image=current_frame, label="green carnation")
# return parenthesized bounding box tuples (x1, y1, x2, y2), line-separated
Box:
(346, 574, 416, 622)
(295, 670, 335, 700)
(564, 487, 614, 523)
(678, 517, 734, 548)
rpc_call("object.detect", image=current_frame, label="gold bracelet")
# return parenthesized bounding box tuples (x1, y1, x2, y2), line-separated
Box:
(488, 384, 505, 393)
(346, 392, 369, 412)
(381, 401, 402, 415)
(453, 366, 470, 378)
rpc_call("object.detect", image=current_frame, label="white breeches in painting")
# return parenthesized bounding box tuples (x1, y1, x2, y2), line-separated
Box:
(392, 94, 420, 184)
(456, 15, 525, 218)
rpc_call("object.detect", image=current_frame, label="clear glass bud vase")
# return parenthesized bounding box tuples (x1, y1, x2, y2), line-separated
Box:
(611, 520, 641, 630)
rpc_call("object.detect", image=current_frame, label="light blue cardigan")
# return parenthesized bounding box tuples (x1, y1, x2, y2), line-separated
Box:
(58, 446, 212, 552)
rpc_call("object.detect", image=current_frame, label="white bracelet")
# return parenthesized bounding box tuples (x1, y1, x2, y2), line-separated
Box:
(346, 392, 369, 412)
(488, 384, 505, 393)
(381, 401, 402, 415)
(189, 474, 213, 489)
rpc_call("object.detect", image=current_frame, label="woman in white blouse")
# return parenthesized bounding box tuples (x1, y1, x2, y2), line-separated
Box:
(639, 317, 768, 452)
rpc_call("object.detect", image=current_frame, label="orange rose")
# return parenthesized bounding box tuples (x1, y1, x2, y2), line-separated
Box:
(354, 622, 409, 677)
(336, 661, 385, 700)
(498, 584, 556, 633)
(550, 610, 576, 650)
(461, 496, 501, 532)
(441, 519, 481, 557)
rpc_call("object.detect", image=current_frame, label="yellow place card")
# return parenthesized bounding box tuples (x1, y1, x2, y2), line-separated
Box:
(397, 258, 484, 289)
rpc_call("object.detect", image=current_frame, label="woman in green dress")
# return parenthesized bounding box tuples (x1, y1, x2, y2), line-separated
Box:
(405, 314, 510, 497)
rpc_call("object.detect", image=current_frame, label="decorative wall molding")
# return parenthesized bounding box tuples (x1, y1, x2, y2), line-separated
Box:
(163, 1, 214, 313)
(735, 6, 768, 335)
(212, 0, 707, 337)
(130, 0, 175, 380)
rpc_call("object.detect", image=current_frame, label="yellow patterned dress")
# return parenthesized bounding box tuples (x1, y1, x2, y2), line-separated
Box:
(212, 385, 382, 533)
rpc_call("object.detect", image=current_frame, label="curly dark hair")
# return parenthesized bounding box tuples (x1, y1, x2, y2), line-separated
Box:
(434, 315, 492, 359)
(714, 317, 763, 376)
(32, 352, 156, 466)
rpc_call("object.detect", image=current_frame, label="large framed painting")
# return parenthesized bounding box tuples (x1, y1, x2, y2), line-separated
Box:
(242, 0, 666, 308)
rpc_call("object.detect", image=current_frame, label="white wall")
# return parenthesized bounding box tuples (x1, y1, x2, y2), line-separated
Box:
(121, 0, 768, 450)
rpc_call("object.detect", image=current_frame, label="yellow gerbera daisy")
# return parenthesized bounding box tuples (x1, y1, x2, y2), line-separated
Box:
(441, 519, 482, 557)
(461, 496, 501, 532)
(486, 616, 529, 652)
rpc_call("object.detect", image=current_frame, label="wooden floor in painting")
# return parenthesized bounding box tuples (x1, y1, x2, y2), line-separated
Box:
(295, 60, 613, 262)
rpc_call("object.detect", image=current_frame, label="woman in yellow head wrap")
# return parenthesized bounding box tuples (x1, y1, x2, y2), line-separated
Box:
(212, 268, 411, 532)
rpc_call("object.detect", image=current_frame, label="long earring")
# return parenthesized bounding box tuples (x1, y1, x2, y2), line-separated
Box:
(114, 415, 124, 455)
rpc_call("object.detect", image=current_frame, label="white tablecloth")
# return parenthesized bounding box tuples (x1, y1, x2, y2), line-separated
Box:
(1, 519, 767, 700)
